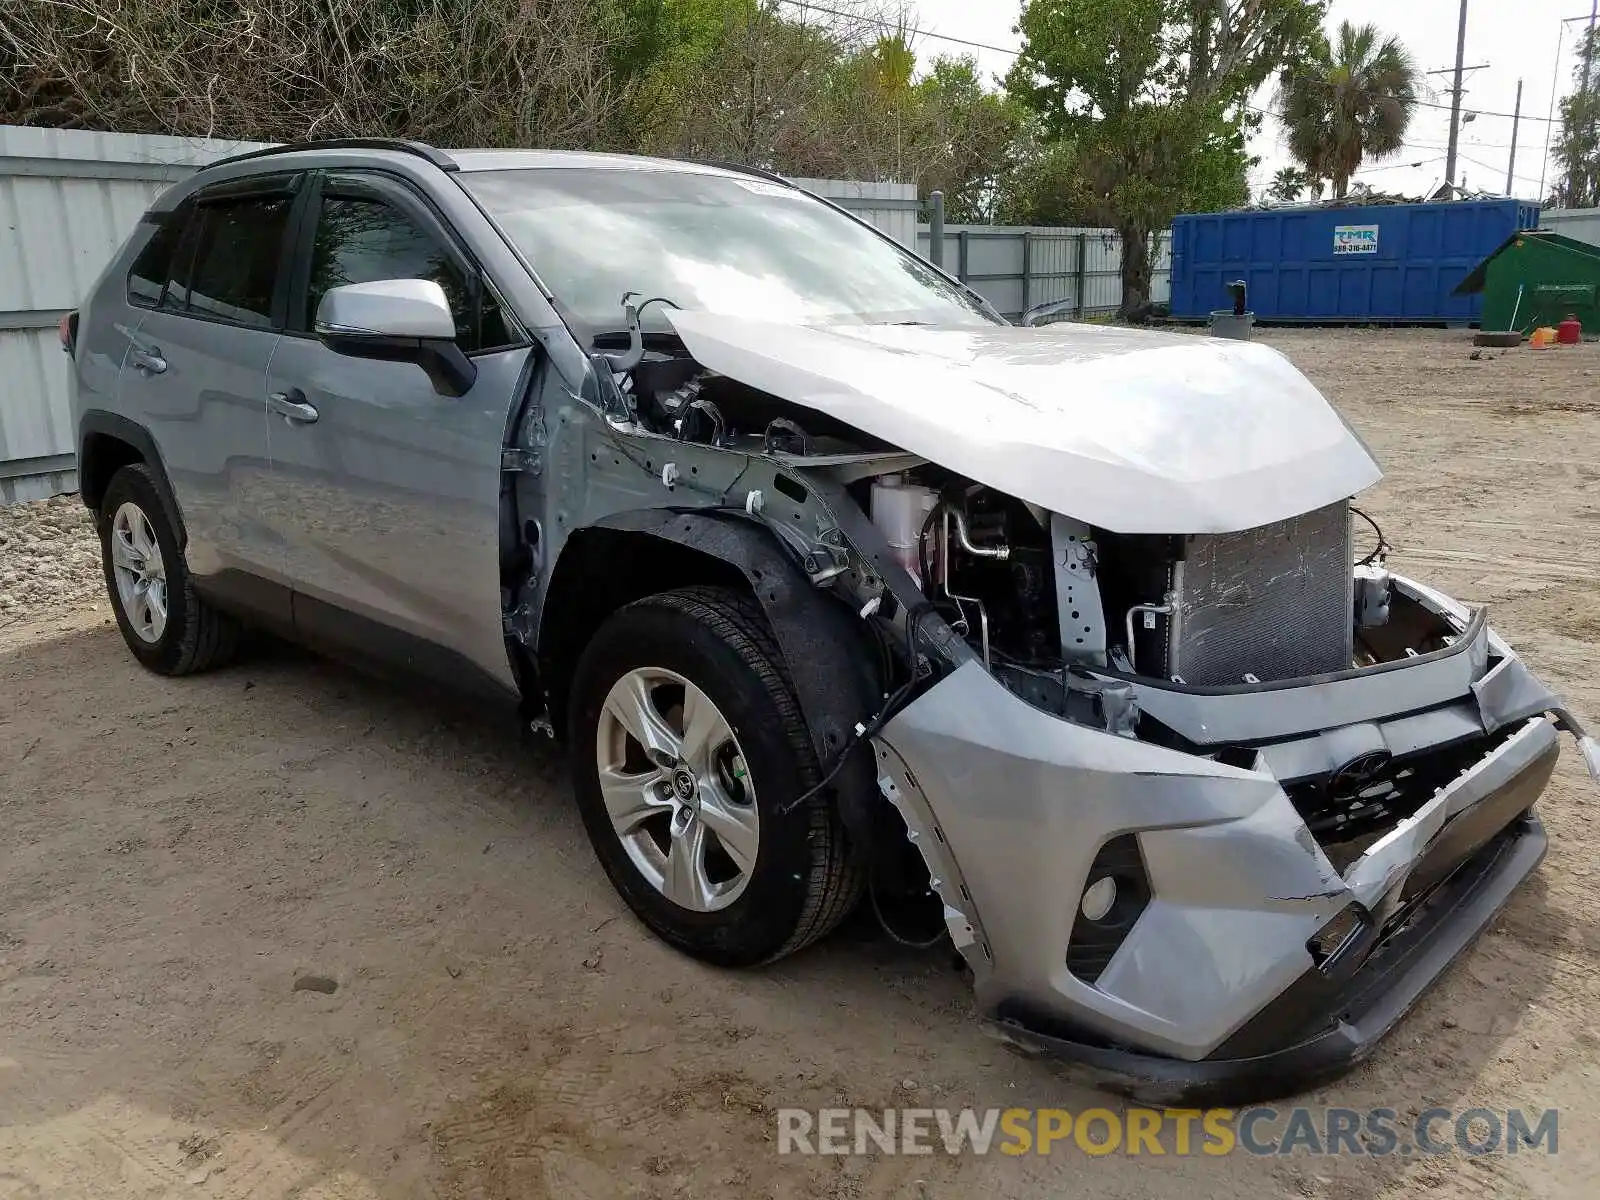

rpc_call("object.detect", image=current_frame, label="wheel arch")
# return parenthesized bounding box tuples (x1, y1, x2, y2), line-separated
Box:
(78, 411, 185, 545)
(535, 511, 884, 845)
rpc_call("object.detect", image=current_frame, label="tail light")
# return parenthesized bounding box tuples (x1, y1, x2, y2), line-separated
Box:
(59, 311, 79, 356)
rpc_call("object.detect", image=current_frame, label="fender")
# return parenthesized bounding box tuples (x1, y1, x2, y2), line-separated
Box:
(577, 508, 885, 847)
(77, 410, 186, 544)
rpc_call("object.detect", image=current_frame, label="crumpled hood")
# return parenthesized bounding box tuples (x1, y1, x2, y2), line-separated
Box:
(663, 313, 1382, 533)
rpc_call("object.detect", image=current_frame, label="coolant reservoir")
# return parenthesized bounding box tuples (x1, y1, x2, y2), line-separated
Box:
(870, 475, 937, 584)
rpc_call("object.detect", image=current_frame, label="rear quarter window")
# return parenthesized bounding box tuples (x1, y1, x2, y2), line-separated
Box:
(126, 217, 185, 308)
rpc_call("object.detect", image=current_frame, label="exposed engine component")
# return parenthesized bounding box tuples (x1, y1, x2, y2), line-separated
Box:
(622, 350, 891, 456)
(896, 483, 1056, 671)
(1355, 563, 1393, 629)
(868, 477, 1459, 698)
(1096, 503, 1356, 686)
(869, 475, 937, 583)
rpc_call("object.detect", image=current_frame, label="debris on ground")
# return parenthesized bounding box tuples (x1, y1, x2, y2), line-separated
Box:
(0, 495, 101, 624)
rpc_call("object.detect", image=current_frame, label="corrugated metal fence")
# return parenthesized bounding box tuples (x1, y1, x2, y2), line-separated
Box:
(794, 177, 920, 248)
(0, 126, 266, 502)
(1542, 207, 1600, 247)
(918, 225, 1172, 321)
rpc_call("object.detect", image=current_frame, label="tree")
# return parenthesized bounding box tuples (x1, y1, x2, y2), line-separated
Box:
(1266, 164, 1316, 204)
(0, 0, 626, 146)
(1552, 26, 1600, 209)
(1007, 0, 1324, 315)
(1277, 20, 1419, 201)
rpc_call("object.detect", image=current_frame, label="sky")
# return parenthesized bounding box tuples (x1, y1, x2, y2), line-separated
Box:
(899, 0, 1599, 202)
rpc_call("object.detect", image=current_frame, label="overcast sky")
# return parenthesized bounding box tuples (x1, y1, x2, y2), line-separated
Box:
(903, 0, 1598, 201)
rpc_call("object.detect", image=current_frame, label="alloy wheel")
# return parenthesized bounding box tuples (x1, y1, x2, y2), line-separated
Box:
(594, 667, 760, 912)
(109, 501, 168, 643)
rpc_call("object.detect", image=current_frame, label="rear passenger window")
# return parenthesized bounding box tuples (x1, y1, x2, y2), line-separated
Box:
(308, 196, 510, 352)
(176, 197, 292, 328)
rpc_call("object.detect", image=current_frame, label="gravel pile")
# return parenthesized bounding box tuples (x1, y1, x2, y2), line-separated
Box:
(0, 495, 104, 625)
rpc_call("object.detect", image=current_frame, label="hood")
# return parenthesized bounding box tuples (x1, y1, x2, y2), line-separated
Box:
(662, 314, 1382, 534)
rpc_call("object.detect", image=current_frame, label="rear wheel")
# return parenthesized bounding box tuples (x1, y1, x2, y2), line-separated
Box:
(569, 586, 863, 966)
(99, 464, 239, 675)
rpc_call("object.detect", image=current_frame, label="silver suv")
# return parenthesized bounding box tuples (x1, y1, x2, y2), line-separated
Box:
(67, 139, 1597, 1102)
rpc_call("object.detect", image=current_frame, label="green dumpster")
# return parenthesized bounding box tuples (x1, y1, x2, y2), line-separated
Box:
(1455, 230, 1600, 335)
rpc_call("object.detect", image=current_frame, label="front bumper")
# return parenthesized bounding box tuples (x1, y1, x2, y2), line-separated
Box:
(876, 614, 1583, 1103)
(983, 814, 1546, 1106)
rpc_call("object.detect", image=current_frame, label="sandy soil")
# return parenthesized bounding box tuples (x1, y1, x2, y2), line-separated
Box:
(1, 329, 1598, 1199)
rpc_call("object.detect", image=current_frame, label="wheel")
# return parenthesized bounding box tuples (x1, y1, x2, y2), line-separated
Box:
(569, 586, 864, 966)
(99, 464, 240, 675)
(1473, 331, 1523, 347)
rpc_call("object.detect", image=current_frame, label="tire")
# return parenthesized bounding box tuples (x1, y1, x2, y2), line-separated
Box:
(99, 463, 240, 675)
(569, 586, 864, 966)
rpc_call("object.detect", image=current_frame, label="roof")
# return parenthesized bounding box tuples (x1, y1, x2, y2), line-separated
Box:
(1455, 229, 1600, 295)
(448, 149, 749, 176)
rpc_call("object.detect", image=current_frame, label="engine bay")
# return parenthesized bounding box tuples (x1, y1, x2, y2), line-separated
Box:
(607, 339, 1464, 710)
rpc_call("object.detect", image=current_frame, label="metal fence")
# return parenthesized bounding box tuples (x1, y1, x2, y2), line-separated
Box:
(0, 125, 267, 502)
(1542, 207, 1600, 246)
(793, 177, 920, 248)
(918, 224, 1172, 321)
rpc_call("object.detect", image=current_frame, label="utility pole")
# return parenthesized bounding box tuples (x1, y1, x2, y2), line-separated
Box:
(1507, 78, 1523, 195)
(1444, 0, 1471, 195)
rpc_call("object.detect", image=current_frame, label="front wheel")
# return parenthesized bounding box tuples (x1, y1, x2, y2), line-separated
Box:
(569, 586, 863, 966)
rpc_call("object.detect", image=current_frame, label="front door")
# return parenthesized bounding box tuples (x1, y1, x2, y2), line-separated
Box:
(263, 171, 531, 693)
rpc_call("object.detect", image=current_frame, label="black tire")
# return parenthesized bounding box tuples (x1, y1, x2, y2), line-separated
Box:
(99, 463, 240, 675)
(569, 586, 864, 966)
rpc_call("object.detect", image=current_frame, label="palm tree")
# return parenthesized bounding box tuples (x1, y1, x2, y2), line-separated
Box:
(1278, 21, 1420, 200)
(1266, 165, 1315, 204)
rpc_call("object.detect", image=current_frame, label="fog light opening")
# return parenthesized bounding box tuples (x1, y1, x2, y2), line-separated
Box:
(1080, 876, 1118, 922)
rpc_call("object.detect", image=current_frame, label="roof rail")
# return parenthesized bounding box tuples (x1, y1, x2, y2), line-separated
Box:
(207, 138, 458, 172)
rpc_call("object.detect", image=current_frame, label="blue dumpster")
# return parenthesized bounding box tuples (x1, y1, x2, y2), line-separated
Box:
(1169, 200, 1540, 323)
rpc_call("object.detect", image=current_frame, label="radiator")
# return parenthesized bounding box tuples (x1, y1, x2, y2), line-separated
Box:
(1168, 502, 1354, 686)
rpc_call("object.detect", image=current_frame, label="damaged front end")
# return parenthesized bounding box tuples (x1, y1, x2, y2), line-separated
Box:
(515, 306, 1597, 1104)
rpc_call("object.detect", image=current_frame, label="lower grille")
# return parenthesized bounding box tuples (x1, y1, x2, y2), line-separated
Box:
(1169, 502, 1353, 686)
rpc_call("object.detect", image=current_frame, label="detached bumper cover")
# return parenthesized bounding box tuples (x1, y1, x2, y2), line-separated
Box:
(983, 814, 1547, 1106)
(878, 639, 1571, 1104)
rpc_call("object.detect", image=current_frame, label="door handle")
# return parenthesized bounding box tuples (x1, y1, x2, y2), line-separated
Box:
(130, 346, 167, 375)
(269, 389, 319, 424)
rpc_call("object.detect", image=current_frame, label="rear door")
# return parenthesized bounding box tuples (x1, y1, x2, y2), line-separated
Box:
(117, 175, 300, 612)
(264, 170, 531, 693)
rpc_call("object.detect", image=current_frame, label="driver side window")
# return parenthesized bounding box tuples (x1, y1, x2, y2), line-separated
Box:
(307, 195, 509, 352)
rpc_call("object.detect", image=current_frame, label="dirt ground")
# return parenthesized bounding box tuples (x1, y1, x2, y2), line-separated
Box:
(2, 328, 1598, 1199)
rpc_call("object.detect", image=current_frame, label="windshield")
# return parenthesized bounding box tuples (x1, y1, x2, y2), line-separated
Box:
(461, 167, 1000, 334)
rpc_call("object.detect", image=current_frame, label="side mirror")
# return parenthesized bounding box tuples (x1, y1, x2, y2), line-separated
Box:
(314, 279, 477, 397)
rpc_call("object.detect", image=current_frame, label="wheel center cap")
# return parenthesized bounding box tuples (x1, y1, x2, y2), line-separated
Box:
(670, 767, 698, 805)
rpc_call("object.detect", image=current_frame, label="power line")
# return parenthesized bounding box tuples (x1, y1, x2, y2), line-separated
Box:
(1412, 97, 1556, 124)
(1352, 156, 1446, 176)
(1458, 151, 1546, 188)
(775, 0, 1023, 58)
